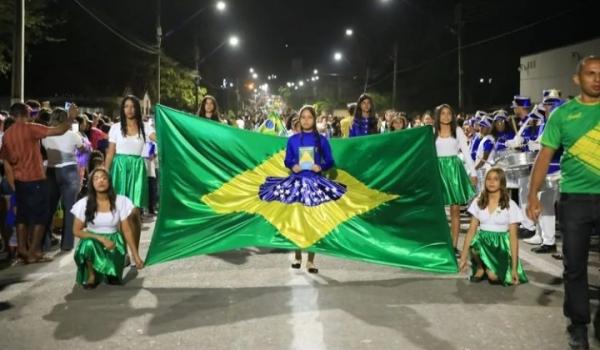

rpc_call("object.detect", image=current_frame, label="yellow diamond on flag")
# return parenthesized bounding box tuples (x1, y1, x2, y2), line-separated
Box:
(201, 151, 399, 248)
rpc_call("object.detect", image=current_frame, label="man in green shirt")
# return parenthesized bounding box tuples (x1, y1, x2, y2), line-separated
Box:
(528, 55, 600, 350)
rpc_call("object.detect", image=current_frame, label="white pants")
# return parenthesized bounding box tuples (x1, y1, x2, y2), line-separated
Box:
(476, 168, 487, 193)
(518, 176, 536, 231)
(535, 187, 559, 245)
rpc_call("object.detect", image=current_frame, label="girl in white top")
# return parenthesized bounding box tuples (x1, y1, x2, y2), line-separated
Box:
(433, 104, 477, 252)
(459, 168, 528, 285)
(105, 95, 156, 253)
(71, 167, 144, 289)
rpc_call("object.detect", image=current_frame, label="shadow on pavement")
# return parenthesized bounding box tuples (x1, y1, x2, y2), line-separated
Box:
(39, 272, 571, 349)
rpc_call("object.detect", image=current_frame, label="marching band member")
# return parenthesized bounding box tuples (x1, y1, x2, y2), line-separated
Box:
(492, 110, 515, 153)
(510, 95, 532, 129)
(474, 117, 496, 192)
(523, 90, 565, 253)
(469, 111, 487, 162)
(505, 105, 544, 238)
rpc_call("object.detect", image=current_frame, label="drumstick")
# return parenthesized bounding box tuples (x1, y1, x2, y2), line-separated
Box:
(510, 115, 518, 135)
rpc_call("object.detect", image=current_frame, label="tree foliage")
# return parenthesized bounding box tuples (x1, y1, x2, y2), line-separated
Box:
(0, 0, 64, 76)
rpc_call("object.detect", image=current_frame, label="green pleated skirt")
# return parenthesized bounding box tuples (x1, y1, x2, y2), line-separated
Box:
(437, 156, 476, 205)
(111, 154, 148, 209)
(470, 229, 528, 286)
(74, 232, 126, 285)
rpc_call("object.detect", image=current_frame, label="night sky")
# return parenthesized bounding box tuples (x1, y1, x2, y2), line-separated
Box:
(2, 0, 600, 112)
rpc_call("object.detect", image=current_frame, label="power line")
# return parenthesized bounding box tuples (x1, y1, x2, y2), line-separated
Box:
(71, 0, 158, 55)
(367, 7, 576, 89)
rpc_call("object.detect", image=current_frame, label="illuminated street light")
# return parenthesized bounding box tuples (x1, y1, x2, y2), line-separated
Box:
(228, 35, 239, 47)
(216, 1, 227, 12)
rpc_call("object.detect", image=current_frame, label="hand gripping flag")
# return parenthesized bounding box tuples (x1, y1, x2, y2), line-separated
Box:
(145, 105, 457, 273)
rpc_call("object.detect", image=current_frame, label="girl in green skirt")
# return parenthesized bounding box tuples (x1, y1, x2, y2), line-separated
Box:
(433, 104, 477, 252)
(459, 168, 528, 285)
(72, 168, 145, 289)
(105, 95, 157, 257)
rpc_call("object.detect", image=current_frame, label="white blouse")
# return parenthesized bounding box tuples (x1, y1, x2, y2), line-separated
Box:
(108, 122, 155, 156)
(71, 195, 134, 234)
(435, 127, 476, 176)
(468, 198, 524, 232)
(42, 131, 83, 167)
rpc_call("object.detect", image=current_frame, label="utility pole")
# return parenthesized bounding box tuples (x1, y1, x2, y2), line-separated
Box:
(455, 2, 464, 111)
(363, 66, 370, 93)
(194, 37, 200, 112)
(11, 0, 25, 103)
(156, 0, 162, 103)
(392, 42, 398, 109)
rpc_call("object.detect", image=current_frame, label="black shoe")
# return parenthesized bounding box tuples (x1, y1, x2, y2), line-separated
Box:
(454, 248, 461, 258)
(107, 276, 122, 285)
(531, 244, 557, 254)
(518, 228, 536, 239)
(567, 324, 589, 350)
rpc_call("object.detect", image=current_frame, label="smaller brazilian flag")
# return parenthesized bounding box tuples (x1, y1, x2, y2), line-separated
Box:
(257, 112, 287, 136)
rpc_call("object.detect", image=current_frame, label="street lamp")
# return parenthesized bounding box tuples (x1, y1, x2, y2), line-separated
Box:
(197, 35, 240, 65)
(345, 28, 354, 37)
(334, 52, 343, 61)
(252, 73, 258, 79)
(158, 0, 228, 103)
(249, 67, 254, 73)
(228, 35, 239, 47)
(313, 69, 318, 75)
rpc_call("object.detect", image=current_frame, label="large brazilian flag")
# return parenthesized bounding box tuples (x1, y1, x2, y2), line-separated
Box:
(145, 105, 457, 273)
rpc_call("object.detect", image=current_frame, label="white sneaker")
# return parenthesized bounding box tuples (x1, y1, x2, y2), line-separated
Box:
(524, 235, 542, 245)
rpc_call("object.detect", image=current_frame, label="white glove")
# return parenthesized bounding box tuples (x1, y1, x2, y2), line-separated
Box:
(505, 136, 523, 149)
(528, 140, 541, 151)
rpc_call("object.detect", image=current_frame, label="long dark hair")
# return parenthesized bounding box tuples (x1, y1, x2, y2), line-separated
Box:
(353, 94, 378, 134)
(119, 95, 146, 142)
(298, 105, 322, 162)
(197, 95, 220, 122)
(434, 104, 457, 139)
(477, 168, 510, 210)
(85, 168, 117, 225)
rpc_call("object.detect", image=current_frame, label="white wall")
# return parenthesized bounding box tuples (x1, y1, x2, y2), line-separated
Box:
(519, 38, 600, 102)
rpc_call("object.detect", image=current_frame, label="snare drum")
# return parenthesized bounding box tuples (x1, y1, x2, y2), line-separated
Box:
(542, 171, 561, 191)
(505, 167, 530, 189)
(495, 150, 537, 169)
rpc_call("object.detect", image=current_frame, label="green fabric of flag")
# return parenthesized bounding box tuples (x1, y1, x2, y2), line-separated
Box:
(145, 105, 457, 273)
